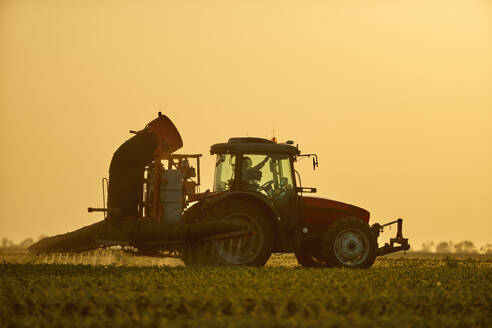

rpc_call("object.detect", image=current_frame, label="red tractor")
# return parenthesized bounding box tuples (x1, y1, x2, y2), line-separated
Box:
(30, 114, 409, 268)
(182, 137, 409, 268)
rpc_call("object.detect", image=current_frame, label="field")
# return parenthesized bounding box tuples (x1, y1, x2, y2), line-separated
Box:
(1, 250, 491, 327)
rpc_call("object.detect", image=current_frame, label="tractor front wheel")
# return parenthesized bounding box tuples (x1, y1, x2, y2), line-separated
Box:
(322, 217, 377, 268)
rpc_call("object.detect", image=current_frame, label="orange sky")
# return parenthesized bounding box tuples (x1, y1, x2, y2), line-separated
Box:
(0, 0, 490, 250)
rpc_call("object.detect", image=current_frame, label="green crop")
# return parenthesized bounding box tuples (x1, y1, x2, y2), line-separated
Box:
(0, 257, 490, 327)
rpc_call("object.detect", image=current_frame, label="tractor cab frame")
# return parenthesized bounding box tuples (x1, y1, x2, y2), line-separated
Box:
(210, 138, 305, 251)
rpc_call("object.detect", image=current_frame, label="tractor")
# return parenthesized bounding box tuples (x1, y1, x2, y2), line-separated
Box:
(182, 138, 410, 268)
(29, 113, 409, 268)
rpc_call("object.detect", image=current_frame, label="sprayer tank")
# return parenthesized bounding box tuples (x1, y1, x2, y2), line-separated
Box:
(160, 170, 183, 223)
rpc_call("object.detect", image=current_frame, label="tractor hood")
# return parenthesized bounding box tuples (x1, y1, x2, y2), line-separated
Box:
(107, 114, 183, 219)
(302, 196, 370, 224)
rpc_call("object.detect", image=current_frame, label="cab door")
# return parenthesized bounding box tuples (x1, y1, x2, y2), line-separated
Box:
(237, 153, 300, 230)
(267, 154, 300, 232)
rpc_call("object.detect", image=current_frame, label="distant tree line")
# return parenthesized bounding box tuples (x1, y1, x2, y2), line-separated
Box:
(420, 240, 492, 254)
(1, 236, 46, 249)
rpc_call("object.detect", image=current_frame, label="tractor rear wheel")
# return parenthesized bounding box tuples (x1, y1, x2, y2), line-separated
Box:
(183, 199, 274, 266)
(322, 216, 377, 268)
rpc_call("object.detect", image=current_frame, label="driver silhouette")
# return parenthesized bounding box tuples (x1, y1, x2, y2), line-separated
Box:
(243, 156, 268, 178)
(242, 156, 270, 190)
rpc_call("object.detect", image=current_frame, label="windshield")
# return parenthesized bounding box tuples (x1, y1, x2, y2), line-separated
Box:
(214, 154, 236, 191)
(241, 153, 294, 198)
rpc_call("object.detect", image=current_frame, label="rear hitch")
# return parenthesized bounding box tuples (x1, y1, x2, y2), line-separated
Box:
(372, 218, 410, 256)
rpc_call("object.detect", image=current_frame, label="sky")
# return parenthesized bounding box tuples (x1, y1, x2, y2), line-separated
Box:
(0, 0, 490, 250)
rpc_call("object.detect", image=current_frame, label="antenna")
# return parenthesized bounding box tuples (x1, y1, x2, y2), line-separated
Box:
(271, 127, 277, 143)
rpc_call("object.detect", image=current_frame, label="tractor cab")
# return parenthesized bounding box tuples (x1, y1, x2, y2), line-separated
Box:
(210, 137, 305, 230)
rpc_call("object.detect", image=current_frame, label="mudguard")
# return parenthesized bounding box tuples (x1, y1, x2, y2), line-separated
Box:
(202, 191, 279, 224)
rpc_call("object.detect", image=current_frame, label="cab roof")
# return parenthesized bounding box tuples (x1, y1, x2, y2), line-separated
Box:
(210, 137, 300, 156)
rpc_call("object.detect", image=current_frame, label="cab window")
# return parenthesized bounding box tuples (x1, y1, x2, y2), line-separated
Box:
(214, 154, 236, 191)
(241, 153, 294, 199)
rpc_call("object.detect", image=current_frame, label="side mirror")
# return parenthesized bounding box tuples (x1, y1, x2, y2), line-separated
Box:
(312, 157, 318, 170)
(296, 187, 317, 193)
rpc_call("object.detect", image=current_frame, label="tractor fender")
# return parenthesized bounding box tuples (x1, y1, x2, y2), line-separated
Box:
(202, 191, 280, 228)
